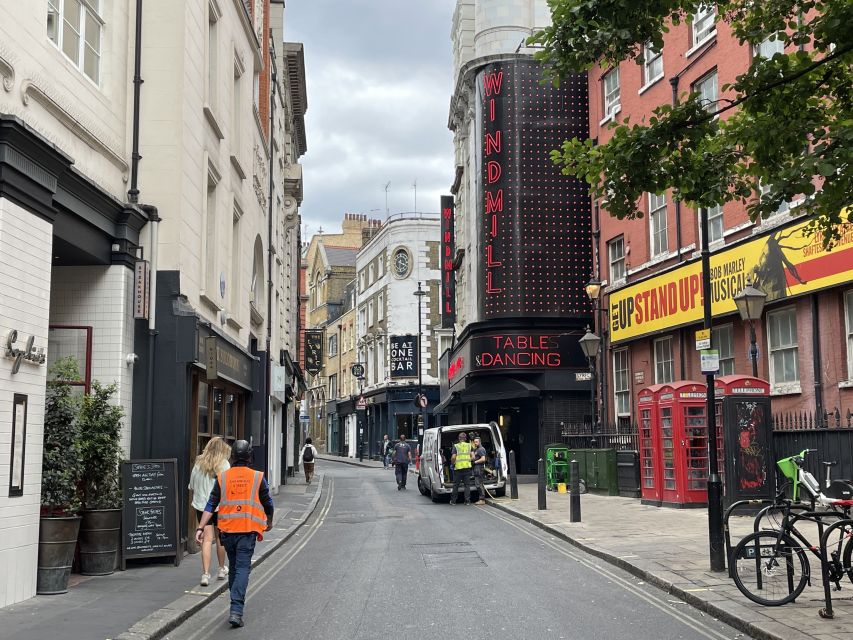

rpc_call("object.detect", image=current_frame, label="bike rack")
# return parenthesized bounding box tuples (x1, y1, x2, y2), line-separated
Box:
(818, 516, 853, 619)
(724, 499, 777, 577)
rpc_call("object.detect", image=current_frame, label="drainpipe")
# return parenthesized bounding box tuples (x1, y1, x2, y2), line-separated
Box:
(811, 296, 824, 422)
(669, 77, 683, 262)
(264, 35, 277, 476)
(128, 0, 143, 204)
(142, 205, 159, 458)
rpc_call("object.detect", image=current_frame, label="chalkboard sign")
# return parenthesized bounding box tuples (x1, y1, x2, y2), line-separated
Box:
(121, 459, 181, 569)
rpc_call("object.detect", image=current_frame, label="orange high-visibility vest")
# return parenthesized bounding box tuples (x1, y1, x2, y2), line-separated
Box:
(217, 467, 267, 540)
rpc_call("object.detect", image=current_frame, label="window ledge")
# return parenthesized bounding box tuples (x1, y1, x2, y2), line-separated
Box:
(250, 301, 264, 327)
(204, 105, 225, 140)
(230, 154, 247, 180)
(685, 31, 717, 59)
(599, 108, 620, 127)
(838, 380, 853, 389)
(638, 76, 664, 96)
(200, 291, 223, 312)
(226, 316, 243, 331)
(770, 382, 802, 397)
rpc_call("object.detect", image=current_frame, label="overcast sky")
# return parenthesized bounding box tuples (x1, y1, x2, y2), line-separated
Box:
(284, 0, 456, 238)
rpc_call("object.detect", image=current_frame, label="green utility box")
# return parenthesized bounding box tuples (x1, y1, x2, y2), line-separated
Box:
(566, 448, 619, 495)
(544, 444, 571, 490)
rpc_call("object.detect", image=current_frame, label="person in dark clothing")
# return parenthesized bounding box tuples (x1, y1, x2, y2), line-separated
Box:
(393, 433, 413, 490)
(196, 440, 273, 628)
(471, 437, 488, 504)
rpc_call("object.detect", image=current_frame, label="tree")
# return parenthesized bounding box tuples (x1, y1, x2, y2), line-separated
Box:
(42, 357, 84, 516)
(529, 0, 852, 247)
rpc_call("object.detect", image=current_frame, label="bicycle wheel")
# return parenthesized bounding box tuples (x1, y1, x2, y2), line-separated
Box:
(731, 530, 809, 606)
(840, 528, 853, 585)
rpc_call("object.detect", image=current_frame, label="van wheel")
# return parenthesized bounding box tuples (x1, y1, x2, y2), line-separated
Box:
(417, 477, 429, 496)
(430, 484, 441, 503)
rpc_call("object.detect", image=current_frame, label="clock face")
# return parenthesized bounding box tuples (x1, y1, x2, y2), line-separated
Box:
(393, 249, 409, 278)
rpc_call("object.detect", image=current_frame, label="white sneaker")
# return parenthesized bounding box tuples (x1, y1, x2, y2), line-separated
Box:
(200, 573, 210, 587)
(218, 566, 229, 580)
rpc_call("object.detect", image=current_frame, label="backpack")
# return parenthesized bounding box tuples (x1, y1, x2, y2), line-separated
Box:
(303, 446, 314, 463)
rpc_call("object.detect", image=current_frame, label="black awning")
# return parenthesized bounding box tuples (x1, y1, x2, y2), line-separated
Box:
(459, 377, 540, 403)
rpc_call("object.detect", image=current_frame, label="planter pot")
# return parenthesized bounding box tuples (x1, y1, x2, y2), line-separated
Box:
(79, 508, 122, 576)
(37, 515, 82, 595)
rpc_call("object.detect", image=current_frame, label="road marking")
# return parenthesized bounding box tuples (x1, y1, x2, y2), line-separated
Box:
(481, 507, 732, 640)
(176, 478, 335, 640)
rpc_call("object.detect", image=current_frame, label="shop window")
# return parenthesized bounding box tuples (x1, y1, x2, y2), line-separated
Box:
(712, 324, 735, 375)
(613, 348, 630, 417)
(643, 41, 663, 86)
(768, 307, 799, 384)
(48, 0, 102, 84)
(654, 336, 674, 384)
(47, 325, 92, 394)
(846, 290, 853, 380)
(608, 236, 625, 282)
(197, 380, 210, 434)
(224, 392, 236, 438)
(212, 388, 224, 435)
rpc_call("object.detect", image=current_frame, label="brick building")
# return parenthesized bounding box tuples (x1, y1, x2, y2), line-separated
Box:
(588, 8, 853, 429)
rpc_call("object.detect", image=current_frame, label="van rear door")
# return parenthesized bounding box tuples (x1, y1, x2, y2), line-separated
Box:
(491, 423, 508, 480)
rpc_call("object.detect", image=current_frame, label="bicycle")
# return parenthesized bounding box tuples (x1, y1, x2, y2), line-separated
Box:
(730, 449, 853, 606)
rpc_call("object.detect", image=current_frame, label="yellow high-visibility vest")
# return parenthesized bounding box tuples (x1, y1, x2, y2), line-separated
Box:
(454, 442, 472, 469)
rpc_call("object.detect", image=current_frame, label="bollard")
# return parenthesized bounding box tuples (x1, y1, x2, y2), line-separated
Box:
(509, 450, 519, 500)
(537, 458, 547, 510)
(569, 459, 581, 523)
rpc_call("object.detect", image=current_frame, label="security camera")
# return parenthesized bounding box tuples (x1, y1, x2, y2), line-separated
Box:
(126, 353, 139, 366)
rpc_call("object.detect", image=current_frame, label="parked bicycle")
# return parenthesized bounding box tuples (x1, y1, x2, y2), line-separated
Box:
(730, 449, 853, 606)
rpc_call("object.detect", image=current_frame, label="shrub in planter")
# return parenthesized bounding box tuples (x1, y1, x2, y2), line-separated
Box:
(38, 357, 84, 594)
(78, 381, 125, 575)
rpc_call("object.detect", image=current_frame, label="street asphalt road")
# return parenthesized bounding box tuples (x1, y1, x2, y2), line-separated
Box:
(165, 463, 749, 640)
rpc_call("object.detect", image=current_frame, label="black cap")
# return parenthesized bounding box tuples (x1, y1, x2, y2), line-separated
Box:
(232, 439, 252, 464)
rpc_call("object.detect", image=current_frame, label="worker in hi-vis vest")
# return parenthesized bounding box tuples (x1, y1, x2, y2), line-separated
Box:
(196, 440, 274, 629)
(450, 431, 475, 505)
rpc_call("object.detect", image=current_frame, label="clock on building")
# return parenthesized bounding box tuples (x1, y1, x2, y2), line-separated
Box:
(393, 248, 410, 278)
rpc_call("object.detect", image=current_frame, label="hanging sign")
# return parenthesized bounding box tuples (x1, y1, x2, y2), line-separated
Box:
(440, 195, 456, 328)
(305, 330, 324, 375)
(134, 260, 150, 320)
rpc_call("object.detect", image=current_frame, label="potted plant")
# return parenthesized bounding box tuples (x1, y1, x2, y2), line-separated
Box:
(77, 380, 124, 576)
(37, 357, 84, 595)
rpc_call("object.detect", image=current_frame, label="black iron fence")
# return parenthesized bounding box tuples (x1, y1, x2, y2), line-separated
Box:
(772, 405, 853, 485)
(555, 421, 639, 452)
(772, 407, 853, 431)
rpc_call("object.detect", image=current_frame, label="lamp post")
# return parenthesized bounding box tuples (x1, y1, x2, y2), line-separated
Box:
(585, 276, 609, 429)
(413, 282, 427, 448)
(733, 281, 767, 378)
(578, 327, 601, 431)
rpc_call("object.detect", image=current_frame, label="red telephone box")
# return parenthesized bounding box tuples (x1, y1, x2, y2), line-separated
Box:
(637, 385, 666, 506)
(653, 381, 710, 507)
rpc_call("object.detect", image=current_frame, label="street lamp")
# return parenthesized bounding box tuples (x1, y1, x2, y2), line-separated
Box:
(733, 281, 767, 378)
(413, 282, 428, 447)
(585, 276, 608, 429)
(578, 327, 601, 431)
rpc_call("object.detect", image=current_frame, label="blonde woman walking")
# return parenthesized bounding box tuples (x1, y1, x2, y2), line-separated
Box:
(189, 437, 231, 586)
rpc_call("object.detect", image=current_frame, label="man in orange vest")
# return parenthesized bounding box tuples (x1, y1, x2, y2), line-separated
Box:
(196, 440, 273, 628)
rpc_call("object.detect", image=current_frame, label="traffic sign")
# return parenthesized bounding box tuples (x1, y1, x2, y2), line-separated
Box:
(416, 394, 428, 409)
(356, 395, 367, 411)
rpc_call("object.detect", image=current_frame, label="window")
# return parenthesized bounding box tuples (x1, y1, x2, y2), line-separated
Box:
(377, 292, 385, 321)
(232, 57, 243, 153)
(602, 68, 620, 119)
(328, 374, 338, 400)
(204, 169, 218, 297)
(393, 248, 410, 279)
(367, 300, 374, 327)
(712, 324, 735, 375)
(608, 236, 625, 282)
(701, 203, 724, 244)
(693, 70, 718, 114)
(643, 42, 663, 86)
(649, 193, 668, 257)
(358, 306, 366, 335)
(654, 336, 674, 384)
(768, 307, 799, 384)
(207, 1, 219, 105)
(692, 5, 716, 46)
(755, 34, 784, 59)
(759, 183, 791, 217)
(359, 271, 366, 292)
(368, 263, 375, 285)
(846, 291, 853, 379)
(328, 334, 338, 358)
(613, 349, 630, 416)
(47, 0, 102, 84)
(230, 207, 241, 308)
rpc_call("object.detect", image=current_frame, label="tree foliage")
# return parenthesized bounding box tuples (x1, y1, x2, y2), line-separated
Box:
(41, 357, 83, 515)
(529, 0, 853, 247)
(79, 381, 125, 510)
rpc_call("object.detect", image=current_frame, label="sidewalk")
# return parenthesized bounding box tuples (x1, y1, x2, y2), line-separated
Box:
(487, 484, 853, 640)
(1, 475, 324, 640)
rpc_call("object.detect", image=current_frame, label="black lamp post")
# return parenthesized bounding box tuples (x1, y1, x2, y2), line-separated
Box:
(578, 327, 601, 431)
(733, 281, 767, 378)
(413, 282, 427, 447)
(585, 276, 609, 429)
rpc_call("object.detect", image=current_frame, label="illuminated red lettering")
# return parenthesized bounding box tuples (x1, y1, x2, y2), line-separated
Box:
(486, 245, 502, 267)
(487, 161, 501, 184)
(485, 189, 503, 214)
(486, 270, 503, 293)
(484, 71, 504, 96)
(485, 131, 501, 156)
(489, 98, 495, 121)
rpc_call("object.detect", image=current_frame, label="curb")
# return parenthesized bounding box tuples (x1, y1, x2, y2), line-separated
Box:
(485, 498, 786, 640)
(116, 476, 325, 640)
(316, 455, 381, 469)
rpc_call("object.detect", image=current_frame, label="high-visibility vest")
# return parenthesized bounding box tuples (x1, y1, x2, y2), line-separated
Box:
(454, 442, 472, 470)
(217, 467, 267, 540)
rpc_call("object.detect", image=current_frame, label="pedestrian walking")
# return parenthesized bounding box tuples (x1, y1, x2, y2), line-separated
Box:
(381, 434, 392, 469)
(188, 437, 231, 586)
(393, 433, 412, 490)
(300, 437, 319, 484)
(195, 440, 273, 628)
(450, 431, 474, 505)
(472, 436, 488, 504)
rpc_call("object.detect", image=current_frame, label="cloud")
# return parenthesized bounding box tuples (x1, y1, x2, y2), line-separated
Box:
(283, 0, 456, 234)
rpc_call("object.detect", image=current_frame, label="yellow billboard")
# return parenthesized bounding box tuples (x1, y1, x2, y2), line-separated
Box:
(609, 220, 853, 344)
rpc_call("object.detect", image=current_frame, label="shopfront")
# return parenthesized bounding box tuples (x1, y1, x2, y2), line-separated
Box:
(363, 385, 442, 458)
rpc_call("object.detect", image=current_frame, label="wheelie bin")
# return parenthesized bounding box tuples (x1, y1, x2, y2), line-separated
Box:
(545, 444, 571, 491)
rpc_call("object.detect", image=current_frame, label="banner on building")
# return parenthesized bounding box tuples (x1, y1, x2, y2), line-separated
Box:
(440, 195, 456, 328)
(304, 330, 323, 375)
(476, 59, 591, 319)
(390, 334, 418, 378)
(610, 221, 853, 344)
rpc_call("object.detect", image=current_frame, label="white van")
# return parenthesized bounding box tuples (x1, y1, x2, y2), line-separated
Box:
(417, 423, 508, 501)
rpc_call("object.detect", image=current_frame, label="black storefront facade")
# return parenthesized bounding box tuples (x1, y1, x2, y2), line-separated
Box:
(439, 58, 594, 473)
(131, 270, 263, 545)
(361, 384, 442, 459)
